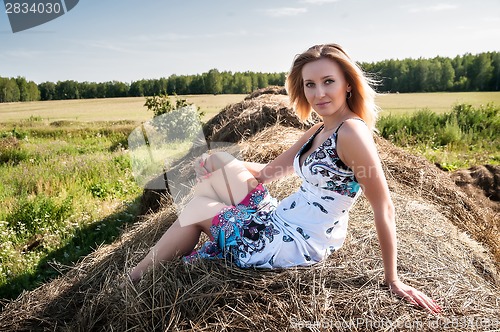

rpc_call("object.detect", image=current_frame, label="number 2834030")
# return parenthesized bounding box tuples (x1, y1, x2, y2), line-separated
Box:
(5, 2, 62, 14)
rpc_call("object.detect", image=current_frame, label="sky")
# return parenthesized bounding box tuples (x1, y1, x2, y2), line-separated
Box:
(1, 0, 499, 84)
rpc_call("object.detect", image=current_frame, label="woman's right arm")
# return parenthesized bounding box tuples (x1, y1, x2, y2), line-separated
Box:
(255, 123, 323, 184)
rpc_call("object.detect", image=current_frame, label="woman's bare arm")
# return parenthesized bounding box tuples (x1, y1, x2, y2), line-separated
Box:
(337, 119, 441, 314)
(255, 122, 323, 184)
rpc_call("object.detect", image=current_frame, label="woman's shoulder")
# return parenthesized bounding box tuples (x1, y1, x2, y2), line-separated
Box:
(336, 117, 377, 162)
(337, 117, 371, 138)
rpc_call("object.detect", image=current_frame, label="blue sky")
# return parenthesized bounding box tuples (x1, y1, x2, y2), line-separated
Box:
(1, 0, 499, 84)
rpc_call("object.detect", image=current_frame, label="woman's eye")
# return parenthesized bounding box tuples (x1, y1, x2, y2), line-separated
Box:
(325, 79, 334, 84)
(305, 82, 315, 88)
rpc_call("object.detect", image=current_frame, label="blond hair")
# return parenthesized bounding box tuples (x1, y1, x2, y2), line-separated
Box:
(286, 43, 380, 130)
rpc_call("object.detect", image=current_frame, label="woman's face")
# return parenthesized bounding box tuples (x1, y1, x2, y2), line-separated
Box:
(301, 58, 351, 117)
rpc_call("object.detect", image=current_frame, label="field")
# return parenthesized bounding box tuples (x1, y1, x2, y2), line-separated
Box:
(0, 91, 499, 302)
(0, 94, 246, 123)
(1, 92, 500, 122)
(375, 91, 500, 115)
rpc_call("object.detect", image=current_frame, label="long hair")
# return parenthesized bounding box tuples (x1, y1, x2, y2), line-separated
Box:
(286, 44, 380, 130)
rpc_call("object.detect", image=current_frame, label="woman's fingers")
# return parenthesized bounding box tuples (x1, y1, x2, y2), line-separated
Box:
(194, 153, 211, 180)
(409, 291, 442, 314)
(390, 281, 442, 314)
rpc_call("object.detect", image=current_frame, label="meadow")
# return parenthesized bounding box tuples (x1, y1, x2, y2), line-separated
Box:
(0, 91, 498, 302)
(1, 91, 499, 122)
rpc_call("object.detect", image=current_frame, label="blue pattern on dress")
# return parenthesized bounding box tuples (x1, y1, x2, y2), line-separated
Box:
(298, 124, 361, 198)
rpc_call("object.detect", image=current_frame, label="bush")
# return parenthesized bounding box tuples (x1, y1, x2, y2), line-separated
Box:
(6, 195, 73, 240)
(0, 136, 29, 165)
(377, 103, 499, 149)
(144, 94, 205, 142)
(439, 117, 462, 146)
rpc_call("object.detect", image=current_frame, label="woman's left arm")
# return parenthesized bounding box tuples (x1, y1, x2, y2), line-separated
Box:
(337, 120, 441, 314)
(242, 161, 267, 178)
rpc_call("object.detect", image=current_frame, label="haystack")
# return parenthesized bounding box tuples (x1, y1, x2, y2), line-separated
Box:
(203, 90, 320, 144)
(451, 165, 500, 212)
(1, 90, 499, 332)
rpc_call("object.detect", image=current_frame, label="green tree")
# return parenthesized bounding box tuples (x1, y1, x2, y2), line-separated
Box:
(79, 82, 98, 99)
(15, 77, 29, 101)
(470, 53, 494, 91)
(233, 73, 252, 93)
(257, 74, 269, 89)
(38, 81, 56, 100)
(190, 75, 205, 94)
(144, 94, 204, 141)
(491, 52, 500, 90)
(26, 81, 40, 101)
(206, 69, 223, 95)
(174, 75, 191, 95)
(56, 80, 79, 99)
(130, 80, 145, 97)
(0, 77, 20, 102)
(440, 58, 455, 90)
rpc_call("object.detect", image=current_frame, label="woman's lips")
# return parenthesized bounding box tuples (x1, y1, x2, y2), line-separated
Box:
(316, 101, 330, 107)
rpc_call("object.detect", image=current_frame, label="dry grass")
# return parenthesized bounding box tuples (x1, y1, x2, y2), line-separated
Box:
(375, 91, 500, 115)
(1, 90, 499, 331)
(0, 95, 246, 123)
(2, 91, 499, 123)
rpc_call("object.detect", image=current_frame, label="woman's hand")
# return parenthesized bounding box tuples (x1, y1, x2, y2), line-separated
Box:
(194, 153, 211, 181)
(388, 280, 442, 314)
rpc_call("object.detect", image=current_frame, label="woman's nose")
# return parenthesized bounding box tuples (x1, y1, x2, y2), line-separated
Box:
(316, 86, 325, 98)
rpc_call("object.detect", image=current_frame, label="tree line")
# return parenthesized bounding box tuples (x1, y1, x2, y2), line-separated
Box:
(362, 51, 500, 92)
(1, 51, 499, 103)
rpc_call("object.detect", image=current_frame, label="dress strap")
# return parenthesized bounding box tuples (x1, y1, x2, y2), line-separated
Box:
(334, 118, 366, 143)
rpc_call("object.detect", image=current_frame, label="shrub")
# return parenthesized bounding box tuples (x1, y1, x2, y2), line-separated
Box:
(377, 103, 499, 149)
(0, 136, 29, 165)
(438, 117, 462, 146)
(6, 195, 73, 240)
(144, 94, 205, 142)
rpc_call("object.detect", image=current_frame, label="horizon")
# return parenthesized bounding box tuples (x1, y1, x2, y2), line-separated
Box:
(1, 0, 499, 84)
(3, 49, 500, 85)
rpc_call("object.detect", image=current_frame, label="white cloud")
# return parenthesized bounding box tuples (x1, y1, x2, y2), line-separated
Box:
(408, 3, 458, 13)
(482, 16, 500, 23)
(263, 7, 308, 17)
(299, 0, 339, 4)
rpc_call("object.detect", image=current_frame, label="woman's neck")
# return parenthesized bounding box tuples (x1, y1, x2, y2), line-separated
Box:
(321, 103, 352, 132)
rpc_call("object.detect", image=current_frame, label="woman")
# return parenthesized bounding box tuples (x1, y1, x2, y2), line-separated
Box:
(128, 44, 441, 314)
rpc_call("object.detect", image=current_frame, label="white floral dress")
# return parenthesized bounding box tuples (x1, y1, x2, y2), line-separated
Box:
(184, 121, 364, 268)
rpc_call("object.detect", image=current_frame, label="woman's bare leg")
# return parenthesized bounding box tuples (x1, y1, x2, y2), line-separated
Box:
(128, 152, 258, 281)
(199, 152, 259, 204)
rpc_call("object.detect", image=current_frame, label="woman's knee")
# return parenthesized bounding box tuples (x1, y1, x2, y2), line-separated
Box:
(204, 151, 236, 172)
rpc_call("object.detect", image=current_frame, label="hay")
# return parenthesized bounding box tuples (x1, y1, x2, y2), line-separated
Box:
(1, 167, 498, 331)
(451, 165, 500, 212)
(243, 85, 287, 100)
(374, 136, 500, 269)
(203, 92, 319, 144)
(1, 96, 500, 331)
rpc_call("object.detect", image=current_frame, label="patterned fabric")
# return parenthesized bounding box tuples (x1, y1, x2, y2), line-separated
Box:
(183, 184, 279, 267)
(301, 123, 361, 198)
(184, 120, 365, 268)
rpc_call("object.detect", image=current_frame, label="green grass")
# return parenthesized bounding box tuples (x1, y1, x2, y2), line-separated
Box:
(0, 121, 143, 300)
(376, 103, 500, 169)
